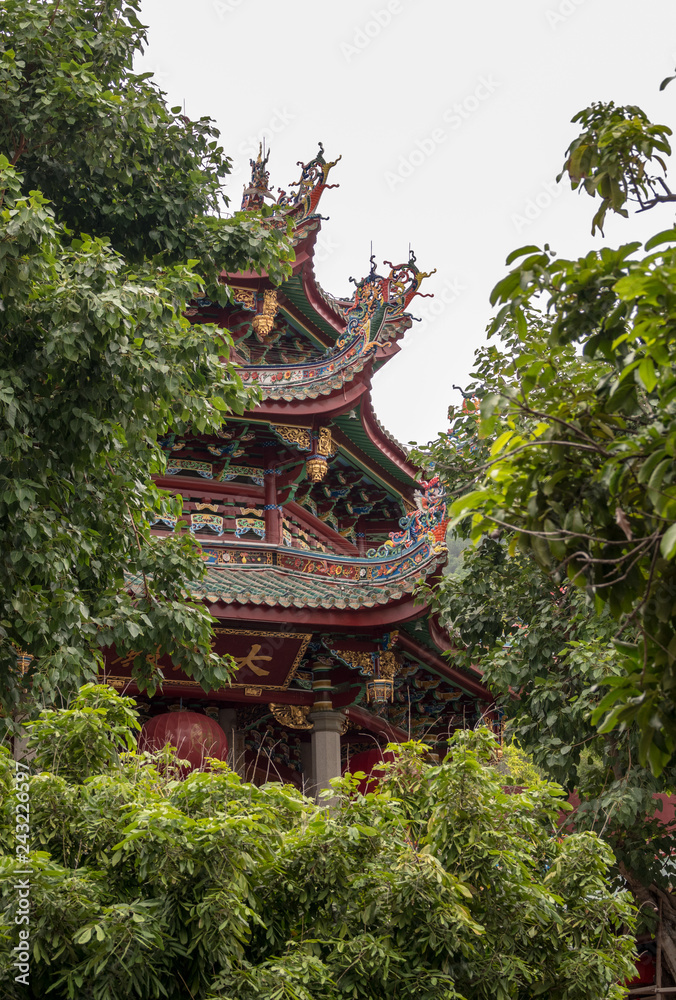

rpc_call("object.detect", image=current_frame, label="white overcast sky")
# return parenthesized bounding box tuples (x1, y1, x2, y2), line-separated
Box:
(137, 0, 676, 445)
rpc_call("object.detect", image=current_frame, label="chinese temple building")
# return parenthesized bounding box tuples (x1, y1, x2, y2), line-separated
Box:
(104, 144, 491, 794)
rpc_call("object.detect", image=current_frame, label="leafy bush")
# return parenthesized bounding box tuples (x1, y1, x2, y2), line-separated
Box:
(0, 686, 636, 1000)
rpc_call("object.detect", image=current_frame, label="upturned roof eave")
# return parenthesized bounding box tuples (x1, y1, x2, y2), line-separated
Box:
(359, 396, 420, 485)
(205, 592, 431, 630)
(220, 224, 348, 346)
(242, 366, 373, 419)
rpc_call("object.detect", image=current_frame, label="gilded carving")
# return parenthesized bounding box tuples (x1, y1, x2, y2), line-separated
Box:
(272, 425, 312, 452)
(330, 636, 400, 681)
(379, 651, 400, 680)
(306, 456, 328, 482)
(268, 703, 313, 730)
(330, 649, 374, 676)
(252, 290, 279, 340)
(316, 427, 333, 456)
(231, 286, 257, 311)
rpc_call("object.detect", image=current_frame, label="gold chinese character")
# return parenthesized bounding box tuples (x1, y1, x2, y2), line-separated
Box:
(234, 643, 272, 677)
(111, 649, 162, 670)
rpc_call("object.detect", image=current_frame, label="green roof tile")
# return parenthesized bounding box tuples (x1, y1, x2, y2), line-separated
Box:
(128, 554, 444, 611)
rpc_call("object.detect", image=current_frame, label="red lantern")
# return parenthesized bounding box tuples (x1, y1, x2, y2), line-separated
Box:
(139, 711, 228, 772)
(342, 749, 395, 794)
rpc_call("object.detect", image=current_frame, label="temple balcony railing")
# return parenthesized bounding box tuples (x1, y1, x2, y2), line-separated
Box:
(195, 536, 446, 588)
(149, 480, 447, 566)
(149, 522, 445, 591)
(150, 495, 348, 557)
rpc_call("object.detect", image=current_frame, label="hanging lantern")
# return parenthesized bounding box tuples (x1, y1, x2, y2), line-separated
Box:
(306, 455, 328, 482)
(365, 646, 398, 704)
(139, 711, 228, 772)
(366, 676, 394, 704)
(14, 650, 33, 674)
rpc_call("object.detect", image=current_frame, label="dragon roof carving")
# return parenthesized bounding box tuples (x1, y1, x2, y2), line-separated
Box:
(236, 252, 435, 399)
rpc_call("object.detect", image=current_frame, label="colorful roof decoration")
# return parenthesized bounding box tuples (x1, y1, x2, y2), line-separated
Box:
(241, 142, 342, 239)
(233, 254, 435, 402)
(130, 523, 446, 611)
(366, 475, 447, 559)
(141, 145, 485, 708)
(230, 145, 435, 399)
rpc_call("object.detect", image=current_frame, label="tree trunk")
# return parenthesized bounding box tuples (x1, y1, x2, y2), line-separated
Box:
(12, 713, 34, 764)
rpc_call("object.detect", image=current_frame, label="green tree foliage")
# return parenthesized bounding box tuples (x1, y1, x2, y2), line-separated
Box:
(495, 740, 541, 788)
(0, 686, 635, 1000)
(0, 0, 294, 724)
(416, 262, 676, 973)
(415, 98, 676, 973)
(437, 101, 676, 775)
(561, 102, 672, 234)
(422, 522, 676, 968)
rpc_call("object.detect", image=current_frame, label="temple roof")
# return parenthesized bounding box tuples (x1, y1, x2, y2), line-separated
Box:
(277, 275, 344, 344)
(191, 561, 433, 610)
(233, 252, 433, 404)
(225, 145, 436, 410)
(163, 147, 448, 628)
(138, 485, 448, 618)
(333, 397, 416, 491)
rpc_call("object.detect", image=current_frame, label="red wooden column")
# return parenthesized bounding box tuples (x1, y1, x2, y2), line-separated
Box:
(264, 458, 282, 546)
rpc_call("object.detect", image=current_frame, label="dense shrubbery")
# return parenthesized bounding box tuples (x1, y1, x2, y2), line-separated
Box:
(0, 685, 635, 1000)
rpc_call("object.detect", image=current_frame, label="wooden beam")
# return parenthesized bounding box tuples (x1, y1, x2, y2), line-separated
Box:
(396, 632, 490, 701)
(627, 989, 676, 996)
(345, 705, 408, 743)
